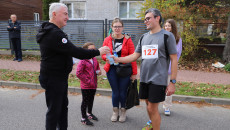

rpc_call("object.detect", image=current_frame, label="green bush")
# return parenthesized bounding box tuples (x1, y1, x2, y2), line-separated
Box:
(180, 30, 200, 60)
(198, 37, 212, 44)
(42, 0, 60, 20)
(224, 63, 230, 72)
(213, 38, 222, 44)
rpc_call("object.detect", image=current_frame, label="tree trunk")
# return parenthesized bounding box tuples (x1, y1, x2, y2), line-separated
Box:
(223, 15, 230, 63)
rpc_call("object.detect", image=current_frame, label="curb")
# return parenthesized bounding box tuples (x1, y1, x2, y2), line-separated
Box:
(1, 81, 230, 105)
(0, 80, 112, 97)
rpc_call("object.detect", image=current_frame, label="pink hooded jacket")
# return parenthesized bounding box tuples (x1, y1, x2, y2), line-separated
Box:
(76, 57, 100, 89)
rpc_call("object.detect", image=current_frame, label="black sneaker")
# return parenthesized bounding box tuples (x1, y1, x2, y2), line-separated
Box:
(18, 59, 22, 62)
(87, 114, 98, 121)
(13, 58, 18, 61)
(81, 118, 94, 126)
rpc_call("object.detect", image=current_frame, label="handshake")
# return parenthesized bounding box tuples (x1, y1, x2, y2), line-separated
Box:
(98, 46, 120, 64)
(98, 46, 110, 55)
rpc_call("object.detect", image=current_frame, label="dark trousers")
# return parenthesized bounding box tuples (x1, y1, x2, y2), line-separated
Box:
(107, 66, 130, 108)
(11, 38, 22, 59)
(81, 89, 96, 119)
(39, 74, 69, 130)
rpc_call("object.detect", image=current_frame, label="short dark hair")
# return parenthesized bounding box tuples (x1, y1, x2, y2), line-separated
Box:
(145, 8, 162, 25)
(82, 42, 94, 49)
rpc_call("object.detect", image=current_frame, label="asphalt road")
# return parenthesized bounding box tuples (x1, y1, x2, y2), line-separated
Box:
(0, 87, 230, 130)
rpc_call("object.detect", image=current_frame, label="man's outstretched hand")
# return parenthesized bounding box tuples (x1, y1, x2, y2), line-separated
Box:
(98, 46, 110, 55)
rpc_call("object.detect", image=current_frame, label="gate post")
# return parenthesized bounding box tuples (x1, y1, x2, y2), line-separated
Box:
(8, 19, 14, 55)
(105, 19, 107, 38)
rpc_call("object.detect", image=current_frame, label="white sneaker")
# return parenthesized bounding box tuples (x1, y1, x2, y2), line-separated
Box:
(212, 62, 225, 68)
(164, 108, 170, 116)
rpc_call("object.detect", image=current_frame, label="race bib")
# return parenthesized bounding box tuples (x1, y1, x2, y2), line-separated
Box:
(142, 45, 158, 59)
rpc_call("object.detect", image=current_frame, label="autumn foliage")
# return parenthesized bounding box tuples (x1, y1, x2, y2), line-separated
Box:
(139, 0, 229, 60)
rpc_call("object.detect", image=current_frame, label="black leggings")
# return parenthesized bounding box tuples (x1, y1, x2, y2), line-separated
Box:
(81, 89, 96, 118)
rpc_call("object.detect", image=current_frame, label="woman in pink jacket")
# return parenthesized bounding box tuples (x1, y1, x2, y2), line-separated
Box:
(76, 42, 101, 126)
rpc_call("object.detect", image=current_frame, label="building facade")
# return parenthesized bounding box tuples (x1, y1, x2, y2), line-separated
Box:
(0, 0, 42, 21)
(60, 0, 144, 20)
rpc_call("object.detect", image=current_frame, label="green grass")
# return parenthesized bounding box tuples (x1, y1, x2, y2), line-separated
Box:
(0, 69, 40, 83)
(175, 82, 230, 98)
(0, 54, 40, 61)
(0, 69, 111, 89)
(1, 69, 230, 99)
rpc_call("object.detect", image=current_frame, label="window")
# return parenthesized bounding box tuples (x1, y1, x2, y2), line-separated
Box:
(66, 3, 72, 18)
(63, 2, 86, 19)
(34, 13, 40, 22)
(207, 24, 214, 35)
(119, 1, 143, 19)
(34, 13, 40, 26)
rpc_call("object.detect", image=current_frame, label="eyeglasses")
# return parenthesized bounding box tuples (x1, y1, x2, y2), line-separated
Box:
(144, 16, 157, 22)
(112, 26, 123, 29)
(144, 17, 153, 22)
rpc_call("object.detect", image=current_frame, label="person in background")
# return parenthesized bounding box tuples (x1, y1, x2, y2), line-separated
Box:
(102, 18, 137, 122)
(76, 42, 101, 126)
(7, 14, 22, 62)
(163, 19, 182, 116)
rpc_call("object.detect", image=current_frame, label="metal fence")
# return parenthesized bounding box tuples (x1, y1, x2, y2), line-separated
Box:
(0, 21, 41, 50)
(0, 20, 147, 50)
(63, 20, 104, 49)
(108, 20, 147, 47)
(0, 22, 11, 49)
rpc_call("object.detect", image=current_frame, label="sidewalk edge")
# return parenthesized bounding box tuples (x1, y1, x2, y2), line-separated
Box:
(1, 81, 230, 105)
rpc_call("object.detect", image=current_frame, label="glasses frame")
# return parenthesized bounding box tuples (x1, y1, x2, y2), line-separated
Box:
(144, 15, 158, 22)
(112, 26, 123, 29)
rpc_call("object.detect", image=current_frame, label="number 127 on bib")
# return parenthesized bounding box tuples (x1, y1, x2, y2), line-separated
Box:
(142, 45, 158, 59)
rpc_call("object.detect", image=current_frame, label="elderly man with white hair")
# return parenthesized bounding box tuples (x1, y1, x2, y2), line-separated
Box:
(36, 3, 109, 130)
(7, 14, 22, 62)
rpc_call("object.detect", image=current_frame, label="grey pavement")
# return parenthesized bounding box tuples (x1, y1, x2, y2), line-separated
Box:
(1, 87, 230, 130)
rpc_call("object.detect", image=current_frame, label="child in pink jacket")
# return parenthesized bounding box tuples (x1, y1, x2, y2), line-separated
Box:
(76, 42, 101, 126)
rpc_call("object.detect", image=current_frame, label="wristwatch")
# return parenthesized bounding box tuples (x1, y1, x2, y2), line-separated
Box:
(170, 79, 176, 84)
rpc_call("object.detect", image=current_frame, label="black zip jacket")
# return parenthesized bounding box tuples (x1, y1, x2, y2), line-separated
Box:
(7, 21, 21, 39)
(36, 22, 100, 76)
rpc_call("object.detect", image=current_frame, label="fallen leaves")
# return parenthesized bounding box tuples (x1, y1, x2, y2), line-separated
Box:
(173, 100, 230, 109)
(178, 58, 228, 73)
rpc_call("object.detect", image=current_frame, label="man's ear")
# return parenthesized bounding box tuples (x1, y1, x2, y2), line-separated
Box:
(156, 16, 161, 21)
(52, 12, 56, 17)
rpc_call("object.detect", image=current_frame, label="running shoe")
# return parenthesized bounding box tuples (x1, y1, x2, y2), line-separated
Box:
(164, 108, 171, 116)
(142, 120, 152, 130)
(87, 113, 98, 121)
(81, 118, 94, 126)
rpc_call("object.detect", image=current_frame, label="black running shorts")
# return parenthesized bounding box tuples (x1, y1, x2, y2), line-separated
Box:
(139, 82, 167, 103)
